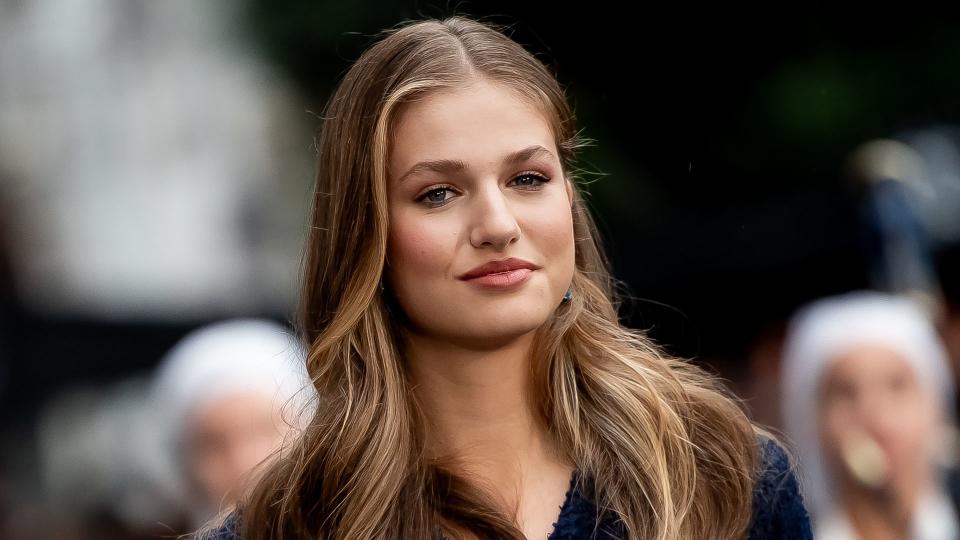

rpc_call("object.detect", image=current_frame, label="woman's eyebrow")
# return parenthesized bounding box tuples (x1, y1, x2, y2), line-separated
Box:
(397, 145, 555, 184)
(397, 158, 466, 184)
(502, 144, 554, 167)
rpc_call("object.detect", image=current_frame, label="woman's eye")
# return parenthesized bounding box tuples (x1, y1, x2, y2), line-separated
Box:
(416, 174, 547, 207)
(887, 373, 911, 394)
(824, 381, 856, 404)
(418, 186, 455, 207)
(510, 173, 549, 189)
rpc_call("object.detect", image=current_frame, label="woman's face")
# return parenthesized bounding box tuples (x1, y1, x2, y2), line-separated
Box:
(818, 344, 940, 496)
(185, 392, 287, 508)
(386, 79, 576, 347)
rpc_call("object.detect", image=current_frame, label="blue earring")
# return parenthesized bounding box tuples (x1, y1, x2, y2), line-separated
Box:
(562, 288, 573, 303)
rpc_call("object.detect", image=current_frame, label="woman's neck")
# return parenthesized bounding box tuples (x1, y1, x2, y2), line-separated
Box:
(840, 479, 925, 540)
(404, 329, 568, 502)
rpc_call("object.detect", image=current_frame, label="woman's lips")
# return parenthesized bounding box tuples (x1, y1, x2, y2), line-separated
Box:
(462, 268, 534, 289)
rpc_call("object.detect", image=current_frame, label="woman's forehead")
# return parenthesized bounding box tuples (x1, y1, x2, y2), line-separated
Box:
(388, 83, 557, 178)
(825, 344, 915, 380)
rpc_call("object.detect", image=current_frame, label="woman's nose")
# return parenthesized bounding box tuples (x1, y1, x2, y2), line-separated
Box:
(469, 185, 520, 251)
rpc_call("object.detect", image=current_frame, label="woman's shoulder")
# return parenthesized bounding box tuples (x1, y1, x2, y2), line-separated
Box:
(746, 435, 813, 540)
(194, 438, 812, 540)
(198, 511, 242, 540)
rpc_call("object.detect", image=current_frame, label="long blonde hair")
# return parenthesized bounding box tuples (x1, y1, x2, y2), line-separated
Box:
(239, 16, 762, 539)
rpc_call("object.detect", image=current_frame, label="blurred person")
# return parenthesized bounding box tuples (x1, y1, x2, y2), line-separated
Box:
(848, 127, 960, 322)
(35, 377, 186, 540)
(781, 291, 958, 540)
(205, 16, 811, 540)
(151, 318, 313, 528)
(0, 0, 311, 319)
(849, 140, 945, 314)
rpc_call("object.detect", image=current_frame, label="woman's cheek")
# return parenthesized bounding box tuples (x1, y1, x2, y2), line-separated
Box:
(389, 211, 458, 279)
(523, 197, 575, 255)
(819, 402, 853, 459)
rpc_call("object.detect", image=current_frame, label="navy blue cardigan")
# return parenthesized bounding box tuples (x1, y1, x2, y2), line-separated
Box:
(206, 438, 811, 539)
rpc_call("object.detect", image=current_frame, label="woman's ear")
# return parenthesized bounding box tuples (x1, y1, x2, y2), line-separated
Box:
(565, 177, 574, 207)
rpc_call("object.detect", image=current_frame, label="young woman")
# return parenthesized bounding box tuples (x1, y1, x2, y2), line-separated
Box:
(205, 16, 810, 539)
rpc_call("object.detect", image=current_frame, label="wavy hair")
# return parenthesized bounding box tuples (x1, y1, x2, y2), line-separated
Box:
(235, 16, 762, 540)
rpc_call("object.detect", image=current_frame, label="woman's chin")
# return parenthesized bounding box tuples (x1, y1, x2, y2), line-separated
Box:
(439, 318, 548, 350)
(400, 296, 560, 348)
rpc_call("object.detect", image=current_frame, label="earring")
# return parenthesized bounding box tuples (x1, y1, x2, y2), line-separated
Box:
(562, 288, 573, 303)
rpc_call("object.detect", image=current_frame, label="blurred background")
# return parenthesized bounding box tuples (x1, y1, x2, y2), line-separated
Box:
(1, 0, 959, 538)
